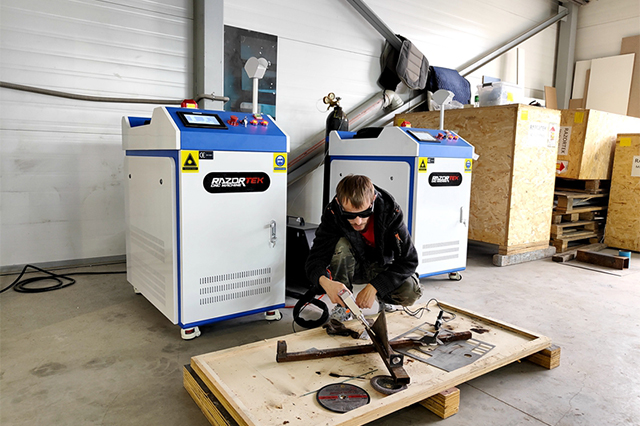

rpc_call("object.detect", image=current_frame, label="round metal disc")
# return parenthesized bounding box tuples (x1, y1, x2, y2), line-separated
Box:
(316, 383, 370, 413)
(370, 375, 408, 395)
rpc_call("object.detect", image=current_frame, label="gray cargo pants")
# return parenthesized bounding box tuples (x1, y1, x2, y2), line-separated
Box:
(329, 237, 422, 306)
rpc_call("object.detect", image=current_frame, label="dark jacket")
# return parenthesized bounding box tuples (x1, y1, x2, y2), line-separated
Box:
(305, 186, 418, 297)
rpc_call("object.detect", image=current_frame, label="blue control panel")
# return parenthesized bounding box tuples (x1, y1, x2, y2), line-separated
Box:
(127, 107, 288, 153)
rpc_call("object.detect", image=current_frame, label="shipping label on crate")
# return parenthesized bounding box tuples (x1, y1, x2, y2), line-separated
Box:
(632, 156, 640, 177)
(548, 124, 559, 148)
(558, 126, 572, 156)
(528, 122, 550, 148)
(557, 160, 569, 174)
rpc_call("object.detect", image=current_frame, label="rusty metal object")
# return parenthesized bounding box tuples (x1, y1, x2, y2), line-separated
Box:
(322, 318, 362, 339)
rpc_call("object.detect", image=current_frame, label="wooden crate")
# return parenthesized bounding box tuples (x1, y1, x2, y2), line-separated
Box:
(396, 104, 560, 255)
(186, 304, 556, 426)
(556, 110, 640, 180)
(605, 134, 640, 251)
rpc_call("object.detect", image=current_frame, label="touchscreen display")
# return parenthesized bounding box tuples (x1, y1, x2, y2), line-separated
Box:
(407, 130, 438, 142)
(177, 111, 227, 129)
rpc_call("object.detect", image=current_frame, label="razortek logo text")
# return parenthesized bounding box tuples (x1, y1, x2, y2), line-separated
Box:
(428, 172, 462, 187)
(203, 172, 270, 193)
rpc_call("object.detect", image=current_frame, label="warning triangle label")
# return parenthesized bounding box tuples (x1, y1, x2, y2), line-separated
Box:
(184, 154, 196, 167)
(418, 157, 428, 173)
(181, 151, 199, 173)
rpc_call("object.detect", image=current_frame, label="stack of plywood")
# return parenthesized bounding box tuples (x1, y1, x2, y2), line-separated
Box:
(396, 104, 560, 257)
(605, 134, 640, 251)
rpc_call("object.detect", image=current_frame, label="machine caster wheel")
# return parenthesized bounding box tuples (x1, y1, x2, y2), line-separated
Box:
(448, 272, 462, 281)
(265, 310, 282, 321)
(181, 326, 201, 340)
(133, 286, 141, 294)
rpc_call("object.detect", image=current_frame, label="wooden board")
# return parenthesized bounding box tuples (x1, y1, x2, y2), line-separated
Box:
(396, 105, 560, 251)
(621, 36, 640, 118)
(575, 249, 629, 270)
(568, 98, 584, 109)
(572, 60, 591, 99)
(585, 54, 635, 115)
(605, 133, 640, 251)
(557, 109, 640, 180)
(544, 86, 558, 109)
(189, 303, 552, 426)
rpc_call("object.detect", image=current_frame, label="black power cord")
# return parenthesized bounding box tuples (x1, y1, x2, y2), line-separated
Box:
(0, 264, 126, 294)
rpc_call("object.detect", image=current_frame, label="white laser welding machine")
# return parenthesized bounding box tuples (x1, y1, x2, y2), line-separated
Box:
(122, 107, 289, 339)
(327, 126, 474, 280)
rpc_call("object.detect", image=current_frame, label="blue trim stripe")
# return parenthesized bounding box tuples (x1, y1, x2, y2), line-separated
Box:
(418, 267, 464, 279)
(179, 303, 286, 328)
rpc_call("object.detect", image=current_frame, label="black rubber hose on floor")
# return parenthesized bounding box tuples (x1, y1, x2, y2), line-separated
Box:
(0, 264, 125, 294)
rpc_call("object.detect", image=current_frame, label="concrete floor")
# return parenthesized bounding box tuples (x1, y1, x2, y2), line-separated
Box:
(1, 243, 638, 426)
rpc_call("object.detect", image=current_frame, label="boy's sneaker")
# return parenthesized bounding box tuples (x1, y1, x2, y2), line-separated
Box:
(329, 305, 352, 322)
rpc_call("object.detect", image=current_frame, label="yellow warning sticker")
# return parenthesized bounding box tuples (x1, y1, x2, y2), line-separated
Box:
(574, 111, 584, 124)
(418, 157, 428, 173)
(273, 153, 287, 173)
(520, 110, 529, 121)
(620, 137, 632, 147)
(464, 158, 473, 173)
(181, 150, 199, 173)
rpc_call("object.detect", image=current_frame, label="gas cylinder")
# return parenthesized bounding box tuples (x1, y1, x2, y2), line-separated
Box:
(323, 93, 348, 141)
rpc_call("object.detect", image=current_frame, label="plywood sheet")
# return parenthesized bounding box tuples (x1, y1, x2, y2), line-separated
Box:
(621, 35, 640, 118)
(508, 106, 560, 246)
(605, 134, 640, 251)
(191, 304, 552, 426)
(585, 54, 635, 115)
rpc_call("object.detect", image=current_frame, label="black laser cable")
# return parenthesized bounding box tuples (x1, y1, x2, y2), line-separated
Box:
(0, 264, 126, 294)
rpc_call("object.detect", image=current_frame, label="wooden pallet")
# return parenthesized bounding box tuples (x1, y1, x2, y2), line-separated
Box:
(185, 303, 559, 426)
(555, 177, 610, 194)
(550, 220, 600, 239)
(551, 232, 603, 253)
(554, 191, 608, 214)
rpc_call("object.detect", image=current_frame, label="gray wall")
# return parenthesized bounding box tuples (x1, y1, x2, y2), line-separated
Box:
(1, 0, 636, 268)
